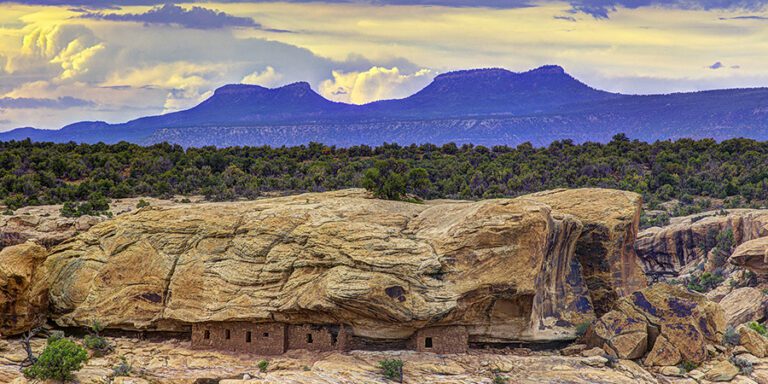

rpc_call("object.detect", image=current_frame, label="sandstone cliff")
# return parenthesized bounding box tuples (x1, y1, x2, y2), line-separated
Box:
(0, 242, 48, 335)
(731, 237, 768, 275)
(0, 197, 184, 250)
(636, 209, 768, 274)
(5, 188, 644, 343)
(527, 189, 646, 315)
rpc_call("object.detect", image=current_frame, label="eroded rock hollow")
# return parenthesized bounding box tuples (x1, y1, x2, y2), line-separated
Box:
(3, 188, 646, 344)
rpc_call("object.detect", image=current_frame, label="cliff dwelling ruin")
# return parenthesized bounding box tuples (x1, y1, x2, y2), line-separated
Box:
(191, 322, 469, 355)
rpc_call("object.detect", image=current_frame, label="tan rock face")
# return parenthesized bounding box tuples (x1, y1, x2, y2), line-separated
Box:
(0, 336, 659, 384)
(720, 288, 768, 328)
(0, 197, 188, 249)
(586, 283, 725, 366)
(0, 242, 48, 336)
(29, 189, 649, 342)
(731, 237, 768, 275)
(704, 360, 740, 382)
(526, 189, 647, 316)
(636, 209, 768, 274)
(737, 325, 768, 358)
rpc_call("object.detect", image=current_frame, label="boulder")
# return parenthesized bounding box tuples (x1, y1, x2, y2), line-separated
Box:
(527, 189, 647, 315)
(720, 288, 768, 328)
(731, 237, 768, 275)
(0, 242, 48, 336)
(644, 335, 681, 367)
(582, 355, 608, 367)
(586, 283, 725, 366)
(704, 360, 739, 382)
(30, 189, 643, 342)
(659, 366, 684, 377)
(737, 325, 768, 358)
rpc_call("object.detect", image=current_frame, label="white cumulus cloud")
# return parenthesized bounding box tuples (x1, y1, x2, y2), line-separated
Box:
(319, 66, 435, 104)
(241, 66, 284, 87)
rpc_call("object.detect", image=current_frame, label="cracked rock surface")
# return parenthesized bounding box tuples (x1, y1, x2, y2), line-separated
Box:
(5, 188, 643, 343)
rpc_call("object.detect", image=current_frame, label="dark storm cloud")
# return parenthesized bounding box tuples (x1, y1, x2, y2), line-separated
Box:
(79, 4, 261, 29)
(2, 0, 767, 18)
(719, 14, 768, 19)
(709, 61, 724, 69)
(569, 0, 768, 18)
(0, 97, 94, 109)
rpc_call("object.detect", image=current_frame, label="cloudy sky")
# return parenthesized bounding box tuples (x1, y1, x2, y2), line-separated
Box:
(1, 0, 767, 131)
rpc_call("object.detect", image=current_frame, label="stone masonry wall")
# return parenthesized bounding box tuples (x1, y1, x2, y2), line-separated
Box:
(191, 322, 286, 355)
(412, 326, 469, 354)
(286, 324, 347, 352)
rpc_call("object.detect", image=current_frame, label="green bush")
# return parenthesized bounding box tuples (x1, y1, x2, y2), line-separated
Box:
(112, 356, 132, 377)
(493, 374, 509, 384)
(723, 325, 741, 347)
(731, 355, 754, 375)
(686, 272, 724, 293)
(83, 334, 112, 356)
(23, 338, 88, 382)
(136, 199, 151, 209)
(677, 360, 698, 373)
(748, 321, 767, 336)
(60, 193, 112, 217)
(575, 321, 591, 338)
(379, 358, 404, 382)
(258, 359, 269, 373)
(48, 330, 65, 343)
(84, 320, 112, 356)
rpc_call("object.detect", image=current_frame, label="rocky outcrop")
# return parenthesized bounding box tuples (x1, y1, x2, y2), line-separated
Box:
(730, 237, 768, 275)
(736, 324, 768, 358)
(636, 209, 768, 274)
(719, 288, 767, 328)
(23, 188, 643, 343)
(585, 283, 725, 366)
(0, 242, 48, 336)
(527, 189, 647, 315)
(0, 336, 659, 384)
(0, 197, 182, 250)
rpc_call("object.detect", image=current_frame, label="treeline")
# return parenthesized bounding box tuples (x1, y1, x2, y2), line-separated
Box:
(2, 134, 768, 211)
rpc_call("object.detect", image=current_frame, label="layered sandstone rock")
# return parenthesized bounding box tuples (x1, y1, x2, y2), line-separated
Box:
(25, 188, 642, 343)
(0, 197, 188, 250)
(636, 209, 768, 274)
(0, 242, 48, 336)
(585, 283, 725, 366)
(0, 336, 659, 384)
(731, 237, 768, 275)
(719, 288, 768, 328)
(526, 189, 647, 315)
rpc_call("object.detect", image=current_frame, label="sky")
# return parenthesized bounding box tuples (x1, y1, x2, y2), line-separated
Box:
(0, 0, 767, 131)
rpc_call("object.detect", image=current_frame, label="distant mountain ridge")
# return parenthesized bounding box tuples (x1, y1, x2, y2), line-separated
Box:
(2, 65, 768, 147)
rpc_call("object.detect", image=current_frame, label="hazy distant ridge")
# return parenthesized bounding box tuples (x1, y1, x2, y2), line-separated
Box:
(2, 65, 768, 147)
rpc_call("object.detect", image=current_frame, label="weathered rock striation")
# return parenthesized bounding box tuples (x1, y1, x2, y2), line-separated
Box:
(7, 188, 644, 343)
(0, 197, 183, 250)
(730, 237, 768, 275)
(585, 283, 725, 366)
(0, 242, 48, 335)
(636, 209, 768, 275)
(527, 189, 646, 316)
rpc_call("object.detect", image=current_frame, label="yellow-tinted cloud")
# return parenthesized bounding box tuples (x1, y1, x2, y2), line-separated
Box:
(51, 39, 106, 80)
(241, 66, 284, 87)
(319, 66, 434, 104)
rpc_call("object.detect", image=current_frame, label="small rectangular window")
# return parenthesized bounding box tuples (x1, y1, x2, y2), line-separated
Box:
(246, 331, 252, 343)
(263, 332, 269, 338)
(203, 330, 210, 340)
(306, 333, 313, 344)
(425, 337, 433, 348)
(225, 329, 231, 340)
